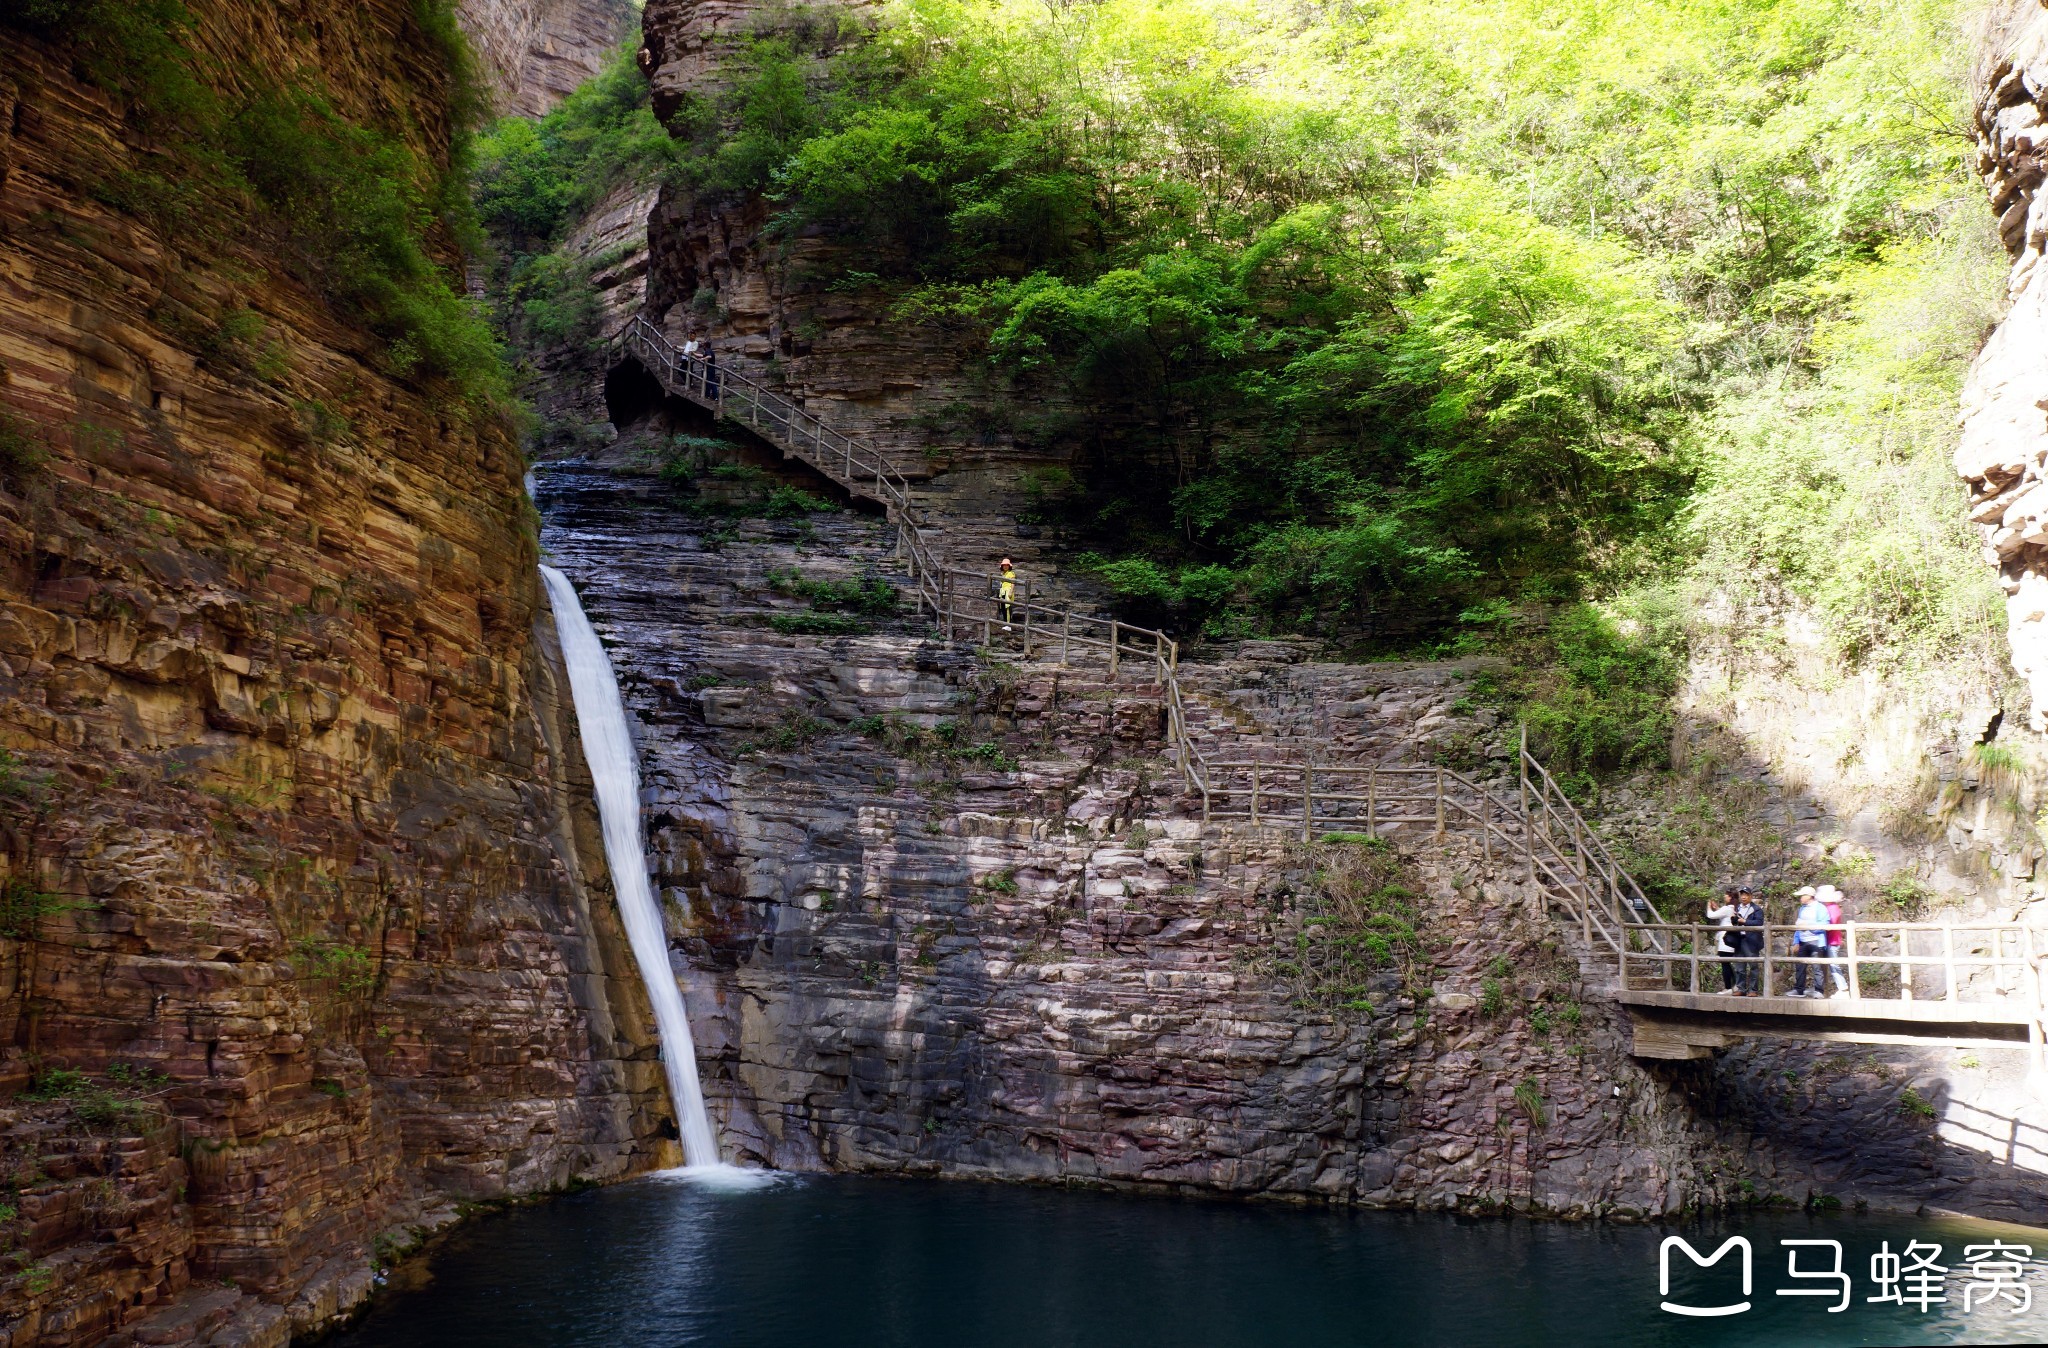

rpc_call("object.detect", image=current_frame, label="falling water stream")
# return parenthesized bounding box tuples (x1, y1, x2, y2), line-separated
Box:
(539, 563, 729, 1173)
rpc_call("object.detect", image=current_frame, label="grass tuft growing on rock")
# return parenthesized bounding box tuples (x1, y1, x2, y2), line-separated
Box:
(1255, 835, 1425, 1016)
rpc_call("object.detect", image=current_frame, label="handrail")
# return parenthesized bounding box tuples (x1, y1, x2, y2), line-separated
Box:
(1620, 919, 2040, 1012)
(610, 316, 1674, 956)
(607, 316, 2048, 1059)
(619, 315, 923, 523)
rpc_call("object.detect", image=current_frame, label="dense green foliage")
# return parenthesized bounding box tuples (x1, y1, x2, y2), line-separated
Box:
(5, 1, 506, 405)
(658, 0, 2001, 764)
(472, 46, 678, 361)
(473, 51, 678, 241)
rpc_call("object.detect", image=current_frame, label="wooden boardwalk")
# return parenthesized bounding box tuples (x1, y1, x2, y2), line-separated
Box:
(610, 317, 2048, 1072)
(1619, 990, 2036, 1058)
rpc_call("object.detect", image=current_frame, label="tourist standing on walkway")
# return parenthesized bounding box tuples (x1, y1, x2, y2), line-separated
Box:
(1735, 890, 1765, 995)
(997, 558, 1016, 630)
(1819, 884, 1849, 997)
(1706, 889, 1739, 993)
(1790, 885, 1831, 996)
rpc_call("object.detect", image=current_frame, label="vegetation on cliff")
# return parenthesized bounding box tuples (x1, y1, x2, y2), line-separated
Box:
(4, 0, 508, 406)
(620, 0, 2002, 773)
(472, 46, 677, 357)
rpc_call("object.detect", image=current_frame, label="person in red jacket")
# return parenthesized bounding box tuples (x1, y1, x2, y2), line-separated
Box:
(1819, 883, 1849, 998)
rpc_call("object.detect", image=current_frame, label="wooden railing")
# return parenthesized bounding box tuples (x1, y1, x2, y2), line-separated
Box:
(619, 316, 922, 522)
(608, 317, 2048, 1064)
(613, 318, 1668, 951)
(1621, 920, 2046, 1012)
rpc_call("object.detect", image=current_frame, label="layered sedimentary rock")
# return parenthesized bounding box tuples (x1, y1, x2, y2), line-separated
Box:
(642, 0, 884, 111)
(458, 0, 639, 116)
(0, 8, 669, 1344)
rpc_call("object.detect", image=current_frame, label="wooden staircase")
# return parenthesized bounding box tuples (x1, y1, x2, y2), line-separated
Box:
(609, 316, 2048, 1073)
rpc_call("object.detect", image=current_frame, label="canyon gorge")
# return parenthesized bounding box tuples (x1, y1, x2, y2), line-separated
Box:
(2, 0, 2047, 1344)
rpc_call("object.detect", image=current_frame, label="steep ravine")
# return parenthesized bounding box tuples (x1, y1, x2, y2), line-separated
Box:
(0, 5, 673, 1344)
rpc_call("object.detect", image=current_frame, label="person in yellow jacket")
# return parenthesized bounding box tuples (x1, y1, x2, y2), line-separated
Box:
(998, 557, 1016, 631)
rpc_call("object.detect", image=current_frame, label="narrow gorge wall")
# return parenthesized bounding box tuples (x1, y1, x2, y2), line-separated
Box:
(459, 0, 639, 116)
(0, 7, 671, 1344)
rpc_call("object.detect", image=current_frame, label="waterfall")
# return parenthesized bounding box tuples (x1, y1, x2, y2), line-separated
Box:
(539, 563, 723, 1169)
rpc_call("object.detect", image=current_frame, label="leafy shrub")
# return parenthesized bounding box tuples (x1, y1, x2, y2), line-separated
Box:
(1870, 873, 1933, 921)
(763, 485, 836, 518)
(0, 879, 67, 940)
(473, 43, 677, 243)
(292, 940, 378, 997)
(768, 612, 868, 635)
(953, 741, 1019, 772)
(768, 568, 897, 615)
(1486, 594, 1687, 777)
(740, 713, 831, 754)
(0, 411, 48, 485)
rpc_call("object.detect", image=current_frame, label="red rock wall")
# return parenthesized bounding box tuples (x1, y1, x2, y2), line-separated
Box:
(0, 7, 672, 1343)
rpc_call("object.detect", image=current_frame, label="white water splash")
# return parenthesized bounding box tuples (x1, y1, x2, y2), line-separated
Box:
(540, 563, 723, 1169)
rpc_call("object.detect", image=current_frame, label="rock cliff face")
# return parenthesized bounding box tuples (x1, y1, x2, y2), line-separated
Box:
(523, 179, 662, 457)
(458, 0, 639, 116)
(1964, 0, 2048, 727)
(539, 465, 2047, 1222)
(0, 7, 669, 1344)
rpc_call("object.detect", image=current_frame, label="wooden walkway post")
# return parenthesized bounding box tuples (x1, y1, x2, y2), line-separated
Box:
(2023, 925, 2039, 1073)
(1521, 731, 1536, 894)
(1109, 621, 1120, 681)
(1301, 765, 1314, 843)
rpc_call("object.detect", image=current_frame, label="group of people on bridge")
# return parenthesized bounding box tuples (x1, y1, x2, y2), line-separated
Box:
(1704, 884, 1849, 998)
